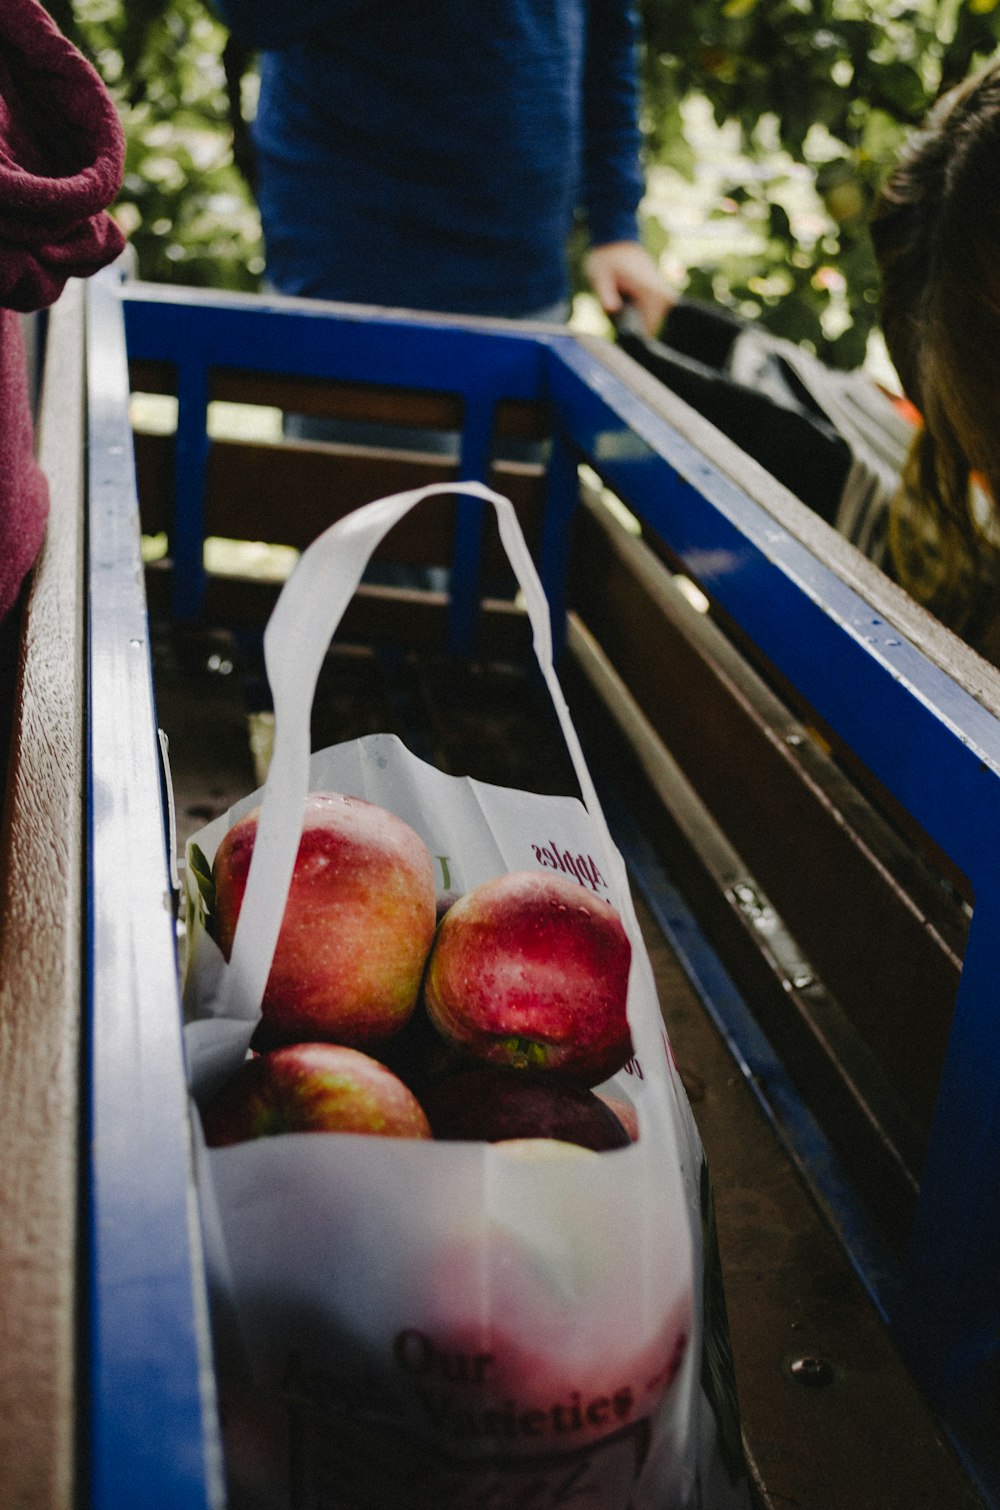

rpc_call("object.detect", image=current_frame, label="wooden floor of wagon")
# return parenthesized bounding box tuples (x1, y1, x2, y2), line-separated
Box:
(153, 622, 984, 1510)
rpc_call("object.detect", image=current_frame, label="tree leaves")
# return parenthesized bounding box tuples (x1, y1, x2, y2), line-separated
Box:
(56, 2, 1000, 370)
(640, 0, 1000, 367)
(57, 0, 263, 289)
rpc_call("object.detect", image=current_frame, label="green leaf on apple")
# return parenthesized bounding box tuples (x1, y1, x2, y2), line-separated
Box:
(502, 1036, 552, 1070)
(188, 841, 216, 927)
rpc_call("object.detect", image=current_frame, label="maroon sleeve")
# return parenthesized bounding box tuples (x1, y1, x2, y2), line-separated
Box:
(0, 0, 126, 310)
(0, 310, 49, 623)
(0, 0, 126, 623)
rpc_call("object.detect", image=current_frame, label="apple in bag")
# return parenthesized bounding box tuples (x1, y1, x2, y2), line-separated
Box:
(200, 1042, 432, 1146)
(211, 791, 437, 1047)
(423, 869, 633, 1086)
(421, 1067, 632, 1150)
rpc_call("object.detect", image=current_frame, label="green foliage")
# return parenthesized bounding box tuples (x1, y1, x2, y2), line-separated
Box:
(640, 0, 1000, 366)
(52, 0, 262, 289)
(50, 1, 1000, 367)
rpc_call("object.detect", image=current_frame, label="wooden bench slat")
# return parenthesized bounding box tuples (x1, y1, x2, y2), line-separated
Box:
(144, 565, 534, 660)
(0, 282, 85, 1510)
(564, 617, 923, 1247)
(203, 440, 459, 555)
(134, 431, 547, 565)
(210, 367, 465, 428)
(130, 360, 553, 442)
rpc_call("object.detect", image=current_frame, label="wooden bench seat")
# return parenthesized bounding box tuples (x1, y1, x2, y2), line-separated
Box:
(0, 284, 85, 1510)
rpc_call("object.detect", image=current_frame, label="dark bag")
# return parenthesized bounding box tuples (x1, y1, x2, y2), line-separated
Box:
(616, 299, 912, 563)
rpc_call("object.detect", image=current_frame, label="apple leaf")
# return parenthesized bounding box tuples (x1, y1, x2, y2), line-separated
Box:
(188, 841, 216, 923)
(502, 1037, 551, 1071)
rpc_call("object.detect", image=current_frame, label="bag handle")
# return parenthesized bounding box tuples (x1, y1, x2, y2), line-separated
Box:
(219, 482, 662, 1076)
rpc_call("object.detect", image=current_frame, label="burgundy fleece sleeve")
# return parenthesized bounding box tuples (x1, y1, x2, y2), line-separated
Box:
(0, 0, 125, 623)
(0, 310, 49, 623)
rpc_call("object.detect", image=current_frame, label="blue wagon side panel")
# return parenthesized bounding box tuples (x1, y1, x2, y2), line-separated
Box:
(86, 271, 223, 1510)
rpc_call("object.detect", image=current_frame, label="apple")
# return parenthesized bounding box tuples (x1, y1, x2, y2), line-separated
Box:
(373, 1002, 469, 1099)
(200, 1042, 432, 1147)
(595, 1092, 640, 1143)
(493, 1138, 598, 1159)
(212, 791, 437, 1047)
(423, 869, 633, 1085)
(422, 1067, 632, 1150)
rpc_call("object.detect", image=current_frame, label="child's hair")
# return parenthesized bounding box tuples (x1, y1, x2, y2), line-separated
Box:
(870, 59, 1000, 646)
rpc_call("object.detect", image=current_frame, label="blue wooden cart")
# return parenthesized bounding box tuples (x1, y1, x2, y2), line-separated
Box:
(3, 265, 998, 1507)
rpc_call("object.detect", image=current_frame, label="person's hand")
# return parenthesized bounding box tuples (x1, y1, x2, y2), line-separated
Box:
(584, 241, 675, 336)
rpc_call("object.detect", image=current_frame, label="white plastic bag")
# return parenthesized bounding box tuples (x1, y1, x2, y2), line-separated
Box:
(182, 482, 749, 1509)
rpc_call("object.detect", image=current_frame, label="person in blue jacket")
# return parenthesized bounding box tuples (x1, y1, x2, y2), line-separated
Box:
(212, 0, 673, 335)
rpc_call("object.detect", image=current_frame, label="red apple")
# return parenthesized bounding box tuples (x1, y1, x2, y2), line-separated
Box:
(423, 869, 633, 1085)
(212, 792, 437, 1047)
(422, 1068, 632, 1150)
(595, 1092, 640, 1142)
(200, 1042, 432, 1147)
(373, 1002, 469, 1098)
(493, 1138, 598, 1159)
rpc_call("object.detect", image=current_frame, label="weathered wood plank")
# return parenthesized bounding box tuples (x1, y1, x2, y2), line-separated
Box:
(144, 567, 534, 659)
(0, 282, 85, 1510)
(130, 360, 552, 441)
(133, 430, 546, 570)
